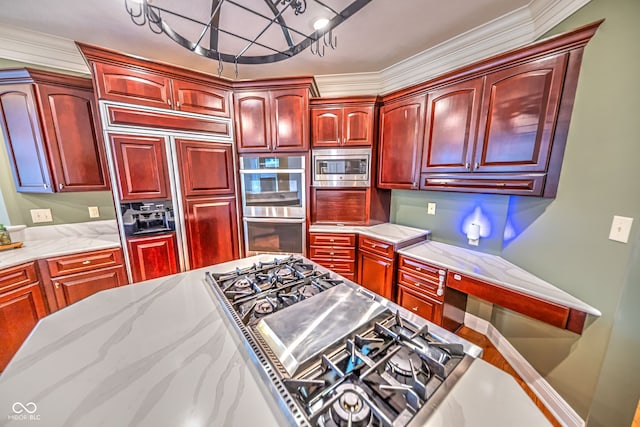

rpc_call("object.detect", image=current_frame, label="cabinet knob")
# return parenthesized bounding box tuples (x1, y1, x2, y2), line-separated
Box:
(330, 239, 335, 242)
(167, 99, 172, 106)
(176, 101, 180, 108)
(330, 252, 334, 256)
(416, 267, 421, 271)
(82, 260, 91, 265)
(412, 306, 419, 312)
(58, 183, 64, 190)
(43, 183, 48, 189)
(372, 244, 376, 248)
(330, 264, 335, 268)
(474, 162, 479, 170)
(54, 282, 60, 289)
(465, 163, 470, 170)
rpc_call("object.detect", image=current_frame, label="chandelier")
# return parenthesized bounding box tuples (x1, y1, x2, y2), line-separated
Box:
(124, 0, 372, 76)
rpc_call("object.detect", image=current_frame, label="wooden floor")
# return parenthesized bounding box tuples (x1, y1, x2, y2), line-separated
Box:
(456, 326, 562, 427)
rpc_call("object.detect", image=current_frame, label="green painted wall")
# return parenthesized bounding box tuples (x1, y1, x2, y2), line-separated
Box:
(0, 59, 116, 226)
(390, 0, 640, 424)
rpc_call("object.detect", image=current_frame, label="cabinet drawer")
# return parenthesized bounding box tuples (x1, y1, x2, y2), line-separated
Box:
(397, 270, 443, 301)
(358, 235, 394, 259)
(309, 246, 355, 261)
(309, 233, 356, 247)
(52, 265, 127, 307)
(47, 248, 123, 277)
(397, 285, 443, 324)
(310, 258, 355, 274)
(0, 262, 38, 293)
(398, 255, 445, 282)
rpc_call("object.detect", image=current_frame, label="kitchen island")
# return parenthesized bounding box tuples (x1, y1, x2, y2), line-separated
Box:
(0, 255, 550, 426)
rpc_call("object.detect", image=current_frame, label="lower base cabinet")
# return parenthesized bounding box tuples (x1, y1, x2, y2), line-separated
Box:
(51, 266, 127, 307)
(356, 250, 393, 300)
(127, 233, 179, 283)
(396, 284, 443, 323)
(0, 263, 48, 371)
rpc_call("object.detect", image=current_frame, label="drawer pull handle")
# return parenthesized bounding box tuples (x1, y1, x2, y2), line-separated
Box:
(416, 267, 421, 271)
(330, 239, 334, 242)
(412, 306, 419, 312)
(372, 244, 377, 248)
(453, 274, 461, 281)
(82, 260, 91, 265)
(437, 274, 445, 296)
(330, 252, 335, 255)
(330, 264, 335, 268)
(54, 282, 60, 289)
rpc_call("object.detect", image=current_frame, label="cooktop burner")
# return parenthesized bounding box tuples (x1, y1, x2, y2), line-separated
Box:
(205, 256, 344, 326)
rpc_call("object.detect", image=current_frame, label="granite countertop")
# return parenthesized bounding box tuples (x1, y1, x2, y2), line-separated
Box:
(398, 240, 601, 316)
(309, 222, 431, 245)
(0, 257, 289, 427)
(0, 255, 549, 427)
(0, 221, 121, 270)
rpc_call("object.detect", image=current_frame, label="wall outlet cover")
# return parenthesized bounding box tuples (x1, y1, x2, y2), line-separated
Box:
(427, 202, 436, 215)
(88, 206, 100, 218)
(30, 208, 53, 223)
(609, 215, 633, 243)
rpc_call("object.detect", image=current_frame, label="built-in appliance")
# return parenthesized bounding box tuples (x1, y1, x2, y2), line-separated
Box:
(121, 201, 175, 237)
(312, 148, 371, 187)
(205, 256, 481, 427)
(240, 155, 306, 255)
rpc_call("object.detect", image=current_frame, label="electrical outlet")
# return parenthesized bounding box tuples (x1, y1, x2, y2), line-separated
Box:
(88, 206, 100, 218)
(31, 208, 53, 223)
(609, 216, 633, 243)
(427, 202, 436, 215)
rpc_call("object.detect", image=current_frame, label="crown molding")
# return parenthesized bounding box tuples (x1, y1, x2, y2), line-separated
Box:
(315, 0, 592, 97)
(0, 24, 89, 74)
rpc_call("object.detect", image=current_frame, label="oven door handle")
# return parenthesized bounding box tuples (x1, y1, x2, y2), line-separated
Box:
(243, 217, 306, 224)
(239, 169, 305, 174)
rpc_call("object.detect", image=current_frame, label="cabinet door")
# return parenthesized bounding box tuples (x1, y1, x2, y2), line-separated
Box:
(397, 285, 443, 324)
(52, 266, 127, 308)
(184, 196, 239, 269)
(311, 188, 368, 224)
(343, 105, 374, 146)
(377, 95, 426, 189)
(172, 79, 230, 118)
(234, 92, 271, 152)
(271, 88, 309, 151)
(0, 282, 47, 370)
(176, 139, 234, 197)
(0, 84, 53, 192)
(356, 251, 393, 300)
(127, 233, 179, 283)
(474, 54, 568, 173)
(110, 134, 170, 200)
(36, 84, 109, 191)
(94, 63, 172, 109)
(422, 78, 483, 173)
(311, 108, 341, 147)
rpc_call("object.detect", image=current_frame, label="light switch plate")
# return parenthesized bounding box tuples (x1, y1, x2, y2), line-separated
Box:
(427, 202, 436, 215)
(31, 208, 53, 223)
(609, 215, 633, 243)
(88, 206, 100, 218)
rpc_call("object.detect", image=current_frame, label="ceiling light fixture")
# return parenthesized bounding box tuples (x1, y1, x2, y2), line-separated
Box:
(124, 0, 372, 78)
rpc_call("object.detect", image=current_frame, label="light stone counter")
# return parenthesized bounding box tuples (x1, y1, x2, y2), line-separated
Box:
(0, 220, 121, 269)
(309, 222, 431, 245)
(398, 240, 600, 316)
(0, 257, 289, 427)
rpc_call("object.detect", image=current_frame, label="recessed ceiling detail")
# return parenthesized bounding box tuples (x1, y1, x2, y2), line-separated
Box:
(124, 0, 371, 75)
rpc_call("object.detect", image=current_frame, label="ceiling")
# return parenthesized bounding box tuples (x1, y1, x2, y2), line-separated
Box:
(0, 0, 533, 80)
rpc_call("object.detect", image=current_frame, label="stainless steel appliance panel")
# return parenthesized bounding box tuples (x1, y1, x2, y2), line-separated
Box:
(255, 284, 387, 376)
(312, 147, 371, 187)
(244, 217, 306, 256)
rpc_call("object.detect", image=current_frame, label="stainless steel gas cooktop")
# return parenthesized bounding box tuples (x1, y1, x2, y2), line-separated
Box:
(205, 256, 480, 427)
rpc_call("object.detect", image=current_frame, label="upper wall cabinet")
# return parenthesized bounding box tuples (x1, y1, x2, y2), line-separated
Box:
(379, 20, 602, 197)
(310, 97, 377, 147)
(377, 95, 427, 190)
(233, 78, 317, 153)
(0, 69, 109, 193)
(93, 62, 231, 118)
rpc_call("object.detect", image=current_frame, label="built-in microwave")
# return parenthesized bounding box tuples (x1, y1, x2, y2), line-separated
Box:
(312, 148, 371, 187)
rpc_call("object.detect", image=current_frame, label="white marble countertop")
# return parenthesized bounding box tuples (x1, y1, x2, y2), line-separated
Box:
(309, 222, 431, 246)
(0, 221, 121, 270)
(0, 254, 549, 427)
(398, 240, 601, 316)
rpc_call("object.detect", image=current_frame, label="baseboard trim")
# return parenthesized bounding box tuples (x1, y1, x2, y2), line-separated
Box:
(464, 313, 585, 427)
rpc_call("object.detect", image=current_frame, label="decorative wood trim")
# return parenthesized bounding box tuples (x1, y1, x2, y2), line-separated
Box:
(464, 313, 585, 427)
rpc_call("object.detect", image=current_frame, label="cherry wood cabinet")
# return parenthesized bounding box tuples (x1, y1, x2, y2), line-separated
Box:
(184, 196, 239, 269)
(175, 138, 239, 269)
(39, 248, 128, 311)
(310, 97, 376, 147)
(0, 69, 108, 193)
(311, 189, 368, 225)
(233, 79, 316, 153)
(92, 62, 231, 118)
(309, 232, 357, 282)
(110, 134, 170, 201)
(396, 255, 446, 325)
(127, 233, 179, 283)
(357, 249, 393, 300)
(377, 95, 426, 189)
(397, 285, 443, 324)
(0, 262, 47, 371)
